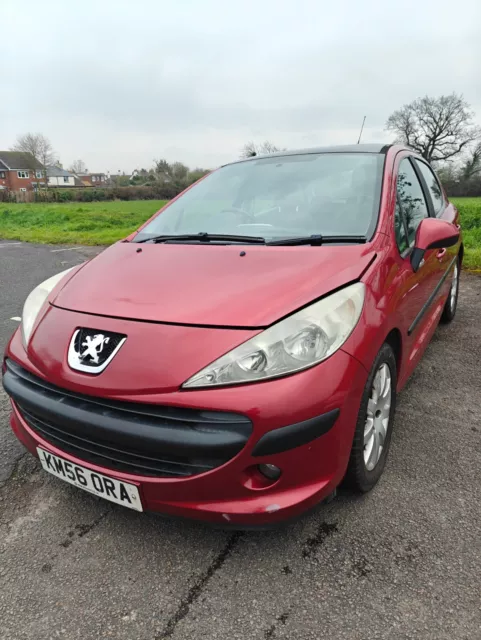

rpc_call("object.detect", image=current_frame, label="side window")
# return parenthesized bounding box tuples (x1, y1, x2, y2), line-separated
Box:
(413, 159, 444, 215)
(397, 159, 429, 246)
(394, 199, 409, 254)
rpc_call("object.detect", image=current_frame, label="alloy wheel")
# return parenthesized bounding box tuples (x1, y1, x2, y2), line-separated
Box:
(364, 363, 392, 471)
(450, 262, 459, 311)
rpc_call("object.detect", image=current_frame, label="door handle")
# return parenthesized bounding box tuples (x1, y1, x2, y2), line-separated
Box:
(436, 248, 447, 260)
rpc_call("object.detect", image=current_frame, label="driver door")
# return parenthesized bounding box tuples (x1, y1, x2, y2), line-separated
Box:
(394, 157, 446, 370)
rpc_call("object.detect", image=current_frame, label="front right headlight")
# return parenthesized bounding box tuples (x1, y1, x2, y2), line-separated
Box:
(183, 282, 365, 388)
(21, 268, 75, 348)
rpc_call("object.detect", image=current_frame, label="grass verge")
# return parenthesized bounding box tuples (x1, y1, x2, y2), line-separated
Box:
(0, 200, 167, 245)
(451, 198, 481, 272)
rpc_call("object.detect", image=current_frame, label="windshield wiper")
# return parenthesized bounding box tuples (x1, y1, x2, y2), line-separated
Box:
(267, 235, 367, 246)
(137, 232, 266, 244)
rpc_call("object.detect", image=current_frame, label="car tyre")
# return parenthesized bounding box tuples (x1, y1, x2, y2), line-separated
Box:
(440, 257, 460, 324)
(344, 342, 397, 493)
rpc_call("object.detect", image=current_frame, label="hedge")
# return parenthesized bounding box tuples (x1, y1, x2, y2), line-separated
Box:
(0, 184, 183, 203)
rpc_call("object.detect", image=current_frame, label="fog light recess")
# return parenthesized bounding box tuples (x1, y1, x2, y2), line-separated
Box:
(257, 464, 282, 480)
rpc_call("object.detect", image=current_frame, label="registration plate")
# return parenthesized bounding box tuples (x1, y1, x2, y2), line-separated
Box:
(37, 448, 143, 511)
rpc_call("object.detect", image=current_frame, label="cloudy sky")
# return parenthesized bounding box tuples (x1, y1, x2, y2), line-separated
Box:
(2, 0, 480, 173)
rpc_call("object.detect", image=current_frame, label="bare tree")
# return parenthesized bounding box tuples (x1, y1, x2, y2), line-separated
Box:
(240, 140, 283, 158)
(386, 94, 481, 163)
(259, 141, 281, 154)
(11, 133, 56, 189)
(241, 141, 259, 158)
(69, 159, 88, 174)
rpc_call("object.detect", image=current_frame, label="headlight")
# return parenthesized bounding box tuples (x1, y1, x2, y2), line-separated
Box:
(183, 282, 365, 388)
(21, 268, 75, 347)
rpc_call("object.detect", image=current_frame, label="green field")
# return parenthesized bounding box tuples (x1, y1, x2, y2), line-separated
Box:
(0, 197, 480, 270)
(0, 200, 167, 245)
(452, 197, 481, 272)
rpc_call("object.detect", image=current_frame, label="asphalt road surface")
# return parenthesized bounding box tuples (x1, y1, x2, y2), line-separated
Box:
(1, 240, 480, 640)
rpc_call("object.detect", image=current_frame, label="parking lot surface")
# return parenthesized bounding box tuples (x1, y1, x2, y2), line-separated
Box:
(1, 240, 480, 640)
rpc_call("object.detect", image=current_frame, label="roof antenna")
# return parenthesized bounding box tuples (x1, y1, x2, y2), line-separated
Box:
(357, 116, 366, 144)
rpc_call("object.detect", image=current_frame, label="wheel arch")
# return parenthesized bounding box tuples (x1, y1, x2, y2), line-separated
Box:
(384, 328, 403, 377)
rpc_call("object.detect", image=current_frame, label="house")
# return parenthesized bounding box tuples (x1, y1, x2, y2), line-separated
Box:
(130, 169, 151, 181)
(0, 160, 7, 190)
(0, 151, 44, 191)
(76, 172, 107, 187)
(45, 166, 76, 188)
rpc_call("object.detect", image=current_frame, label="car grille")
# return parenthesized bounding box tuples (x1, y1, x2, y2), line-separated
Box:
(19, 406, 221, 477)
(4, 359, 252, 478)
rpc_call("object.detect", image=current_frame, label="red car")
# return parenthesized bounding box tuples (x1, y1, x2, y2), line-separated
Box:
(2, 144, 462, 527)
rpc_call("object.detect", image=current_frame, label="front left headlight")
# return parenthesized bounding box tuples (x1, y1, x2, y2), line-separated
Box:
(21, 268, 75, 348)
(183, 282, 365, 388)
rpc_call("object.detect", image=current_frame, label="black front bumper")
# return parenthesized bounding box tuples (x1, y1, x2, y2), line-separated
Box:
(2, 359, 252, 477)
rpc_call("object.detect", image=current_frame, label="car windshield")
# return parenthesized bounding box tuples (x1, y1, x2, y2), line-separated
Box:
(135, 152, 384, 242)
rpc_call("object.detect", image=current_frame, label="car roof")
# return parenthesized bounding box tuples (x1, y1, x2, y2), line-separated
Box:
(224, 143, 400, 167)
(226, 143, 393, 164)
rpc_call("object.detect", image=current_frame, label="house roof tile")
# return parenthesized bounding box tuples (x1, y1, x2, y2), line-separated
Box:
(0, 151, 44, 170)
(45, 166, 74, 177)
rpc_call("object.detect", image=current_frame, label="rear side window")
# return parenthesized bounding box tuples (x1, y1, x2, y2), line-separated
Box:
(413, 159, 444, 215)
(397, 159, 429, 247)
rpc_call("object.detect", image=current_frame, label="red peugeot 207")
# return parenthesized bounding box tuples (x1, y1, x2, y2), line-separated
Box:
(2, 144, 462, 526)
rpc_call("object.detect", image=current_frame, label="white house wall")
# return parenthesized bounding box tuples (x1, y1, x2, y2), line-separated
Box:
(47, 176, 75, 187)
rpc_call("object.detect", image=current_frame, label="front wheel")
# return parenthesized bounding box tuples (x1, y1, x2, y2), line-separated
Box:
(440, 257, 460, 323)
(344, 343, 397, 493)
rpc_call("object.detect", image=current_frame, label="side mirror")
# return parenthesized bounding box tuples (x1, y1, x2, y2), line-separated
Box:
(410, 218, 460, 272)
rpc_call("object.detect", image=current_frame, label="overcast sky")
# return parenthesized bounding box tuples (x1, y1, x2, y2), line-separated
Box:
(2, 0, 480, 173)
